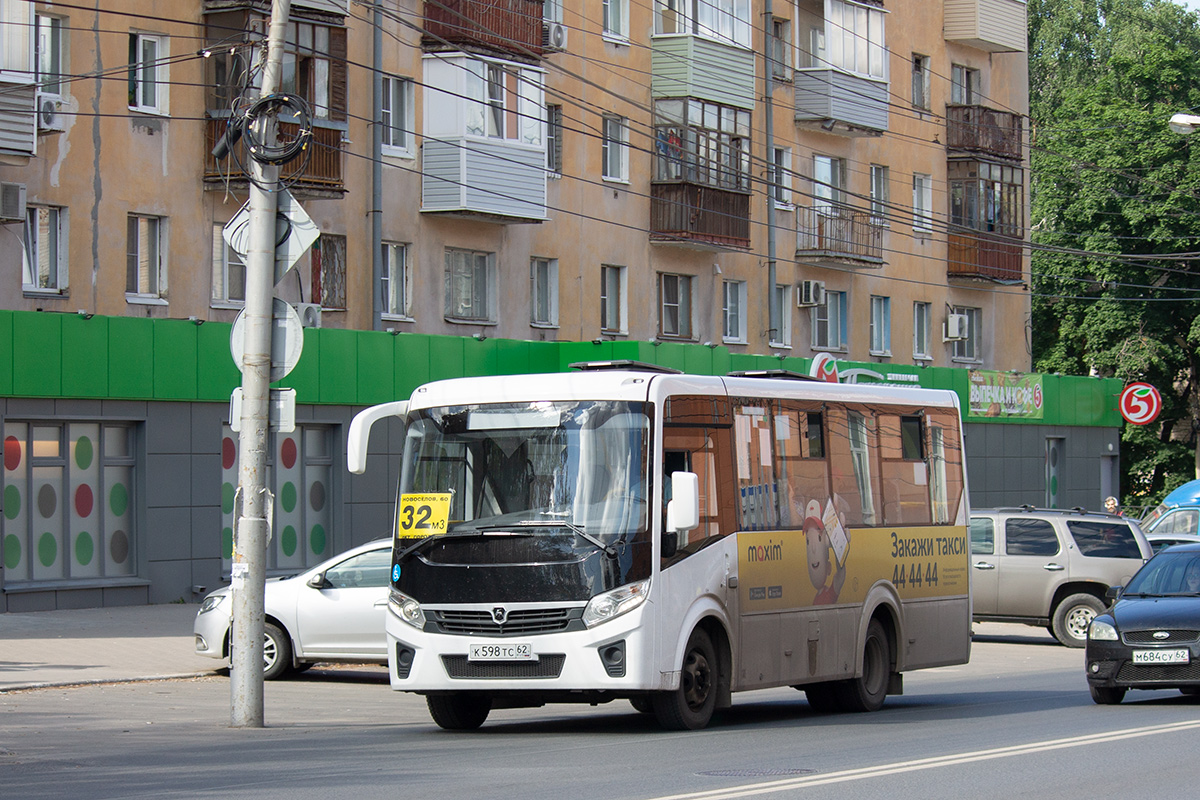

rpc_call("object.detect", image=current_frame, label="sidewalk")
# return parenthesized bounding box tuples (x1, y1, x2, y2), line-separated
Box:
(0, 603, 221, 692)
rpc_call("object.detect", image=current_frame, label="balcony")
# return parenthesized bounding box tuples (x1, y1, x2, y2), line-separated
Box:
(650, 182, 751, 249)
(204, 117, 344, 196)
(946, 105, 1022, 161)
(423, 0, 544, 58)
(651, 35, 756, 111)
(795, 206, 884, 268)
(794, 70, 888, 137)
(948, 230, 1023, 281)
(944, 0, 1027, 53)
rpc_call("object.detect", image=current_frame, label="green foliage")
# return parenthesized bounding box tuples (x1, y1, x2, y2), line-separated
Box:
(1030, 0, 1200, 503)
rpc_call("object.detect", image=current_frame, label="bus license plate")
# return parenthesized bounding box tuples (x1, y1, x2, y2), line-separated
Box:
(1132, 648, 1189, 664)
(468, 643, 535, 662)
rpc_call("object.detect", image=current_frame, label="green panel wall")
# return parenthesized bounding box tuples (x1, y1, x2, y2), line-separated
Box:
(0, 311, 1126, 430)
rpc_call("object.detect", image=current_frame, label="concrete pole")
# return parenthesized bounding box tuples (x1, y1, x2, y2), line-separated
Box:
(231, 0, 292, 729)
(371, 0, 384, 330)
(764, 0, 777, 346)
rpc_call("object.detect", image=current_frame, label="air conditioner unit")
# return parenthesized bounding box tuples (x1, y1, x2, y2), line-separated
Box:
(36, 93, 64, 132)
(296, 302, 322, 329)
(944, 313, 968, 341)
(542, 22, 568, 51)
(0, 182, 26, 222)
(796, 279, 825, 307)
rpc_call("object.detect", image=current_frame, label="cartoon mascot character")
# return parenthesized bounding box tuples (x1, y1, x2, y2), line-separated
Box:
(805, 499, 846, 605)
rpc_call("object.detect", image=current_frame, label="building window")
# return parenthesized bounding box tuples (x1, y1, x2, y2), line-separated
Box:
(653, 99, 751, 191)
(462, 60, 543, 144)
(544, 0, 563, 23)
(220, 425, 335, 572)
(128, 33, 168, 113)
(600, 264, 626, 334)
(382, 76, 413, 154)
(813, 154, 845, 212)
(653, 0, 752, 47)
(722, 280, 747, 343)
(659, 273, 693, 339)
(0, 0, 32, 74)
(951, 65, 979, 105)
(210, 223, 245, 304)
(812, 289, 846, 350)
(951, 306, 981, 362)
(603, 0, 628, 38)
(949, 160, 1024, 237)
(444, 247, 496, 323)
(771, 147, 791, 207)
(546, 103, 563, 175)
(126, 214, 166, 298)
(531, 257, 558, 327)
(311, 234, 347, 310)
(1, 422, 137, 584)
(870, 164, 889, 225)
(279, 20, 348, 120)
(912, 54, 930, 110)
(23, 206, 66, 293)
(912, 173, 933, 233)
(770, 283, 792, 347)
(802, 0, 885, 78)
(913, 301, 932, 360)
(869, 295, 891, 356)
(770, 17, 792, 81)
(35, 14, 62, 95)
(382, 242, 411, 319)
(602, 114, 627, 181)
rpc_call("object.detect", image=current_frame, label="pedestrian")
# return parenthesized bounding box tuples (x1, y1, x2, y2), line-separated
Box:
(1104, 496, 1122, 516)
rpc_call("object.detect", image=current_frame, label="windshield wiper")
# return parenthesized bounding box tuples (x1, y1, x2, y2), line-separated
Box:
(394, 529, 491, 561)
(497, 518, 619, 558)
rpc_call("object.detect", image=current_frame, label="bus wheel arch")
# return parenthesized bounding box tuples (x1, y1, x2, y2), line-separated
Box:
(653, 621, 726, 730)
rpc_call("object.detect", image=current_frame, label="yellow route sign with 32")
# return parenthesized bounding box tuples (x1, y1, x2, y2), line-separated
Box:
(397, 493, 452, 539)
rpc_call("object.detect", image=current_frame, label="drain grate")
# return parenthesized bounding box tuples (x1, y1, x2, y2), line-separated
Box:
(699, 769, 818, 778)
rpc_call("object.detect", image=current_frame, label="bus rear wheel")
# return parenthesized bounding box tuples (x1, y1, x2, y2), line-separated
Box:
(426, 693, 492, 730)
(835, 619, 890, 713)
(653, 628, 717, 730)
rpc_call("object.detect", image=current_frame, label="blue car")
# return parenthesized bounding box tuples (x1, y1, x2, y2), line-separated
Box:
(1142, 480, 1200, 538)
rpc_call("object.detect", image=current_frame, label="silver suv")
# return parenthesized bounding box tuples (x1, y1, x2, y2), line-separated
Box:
(969, 507, 1152, 647)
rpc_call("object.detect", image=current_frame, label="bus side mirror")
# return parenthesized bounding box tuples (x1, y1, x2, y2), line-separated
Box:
(667, 471, 700, 534)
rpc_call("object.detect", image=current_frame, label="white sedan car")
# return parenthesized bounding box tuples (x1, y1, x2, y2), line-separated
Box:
(193, 539, 392, 679)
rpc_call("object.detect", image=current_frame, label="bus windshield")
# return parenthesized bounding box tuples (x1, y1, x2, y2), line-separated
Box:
(399, 400, 650, 543)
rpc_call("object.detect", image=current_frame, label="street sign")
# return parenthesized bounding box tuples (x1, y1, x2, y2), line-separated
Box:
(230, 297, 305, 383)
(1119, 382, 1162, 426)
(222, 189, 319, 284)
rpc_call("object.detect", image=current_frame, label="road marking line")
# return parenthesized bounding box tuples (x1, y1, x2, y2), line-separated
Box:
(647, 719, 1200, 800)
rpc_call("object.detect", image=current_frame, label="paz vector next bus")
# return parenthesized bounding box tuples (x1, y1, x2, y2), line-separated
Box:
(347, 362, 971, 730)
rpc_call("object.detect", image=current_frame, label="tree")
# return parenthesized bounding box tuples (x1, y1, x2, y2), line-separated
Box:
(1029, 0, 1200, 505)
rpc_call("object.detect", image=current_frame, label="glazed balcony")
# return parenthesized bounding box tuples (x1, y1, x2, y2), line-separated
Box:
(944, 0, 1028, 53)
(948, 229, 1023, 281)
(423, 0, 544, 58)
(794, 69, 888, 137)
(204, 116, 344, 196)
(946, 105, 1023, 161)
(796, 206, 884, 268)
(650, 182, 751, 249)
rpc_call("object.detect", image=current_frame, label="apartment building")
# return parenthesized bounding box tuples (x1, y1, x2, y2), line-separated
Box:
(0, 0, 1069, 611)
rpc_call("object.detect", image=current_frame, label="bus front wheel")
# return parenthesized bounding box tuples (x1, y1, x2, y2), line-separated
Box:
(835, 619, 890, 713)
(427, 693, 492, 730)
(653, 628, 717, 730)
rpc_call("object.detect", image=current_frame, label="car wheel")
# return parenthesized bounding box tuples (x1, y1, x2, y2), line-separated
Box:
(1051, 594, 1105, 648)
(1090, 685, 1126, 705)
(801, 682, 842, 713)
(653, 628, 718, 730)
(427, 694, 492, 730)
(262, 622, 293, 680)
(835, 619, 891, 712)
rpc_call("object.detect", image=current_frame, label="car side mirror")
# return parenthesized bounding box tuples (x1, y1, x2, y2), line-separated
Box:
(307, 572, 331, 590)
(666, 471, 700, 534)
(1106, 585, 1122, 602)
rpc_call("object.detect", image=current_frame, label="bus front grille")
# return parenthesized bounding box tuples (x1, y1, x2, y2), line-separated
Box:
(429, 608, 581, 635)
(441, 654, 566, 679)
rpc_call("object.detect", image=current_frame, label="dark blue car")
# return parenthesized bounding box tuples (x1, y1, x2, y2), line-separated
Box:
(1085, 543, 1200, 704)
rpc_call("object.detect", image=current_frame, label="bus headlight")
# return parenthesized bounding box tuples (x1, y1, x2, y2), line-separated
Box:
(389, 588, 426, 629)
(583, 579, 650, 628)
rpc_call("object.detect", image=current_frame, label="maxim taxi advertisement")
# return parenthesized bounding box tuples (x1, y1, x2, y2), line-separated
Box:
(737, 497, 970, 612)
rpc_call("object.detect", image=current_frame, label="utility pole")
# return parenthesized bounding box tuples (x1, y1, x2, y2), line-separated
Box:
(231, 0, 292, 728)
(764, 0, 778, 347)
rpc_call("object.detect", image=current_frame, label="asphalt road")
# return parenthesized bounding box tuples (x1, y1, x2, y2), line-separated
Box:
(2, 626, 1197, 800)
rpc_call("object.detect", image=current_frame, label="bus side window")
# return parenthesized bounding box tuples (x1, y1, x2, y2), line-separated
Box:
(661, 429, 735, 563)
